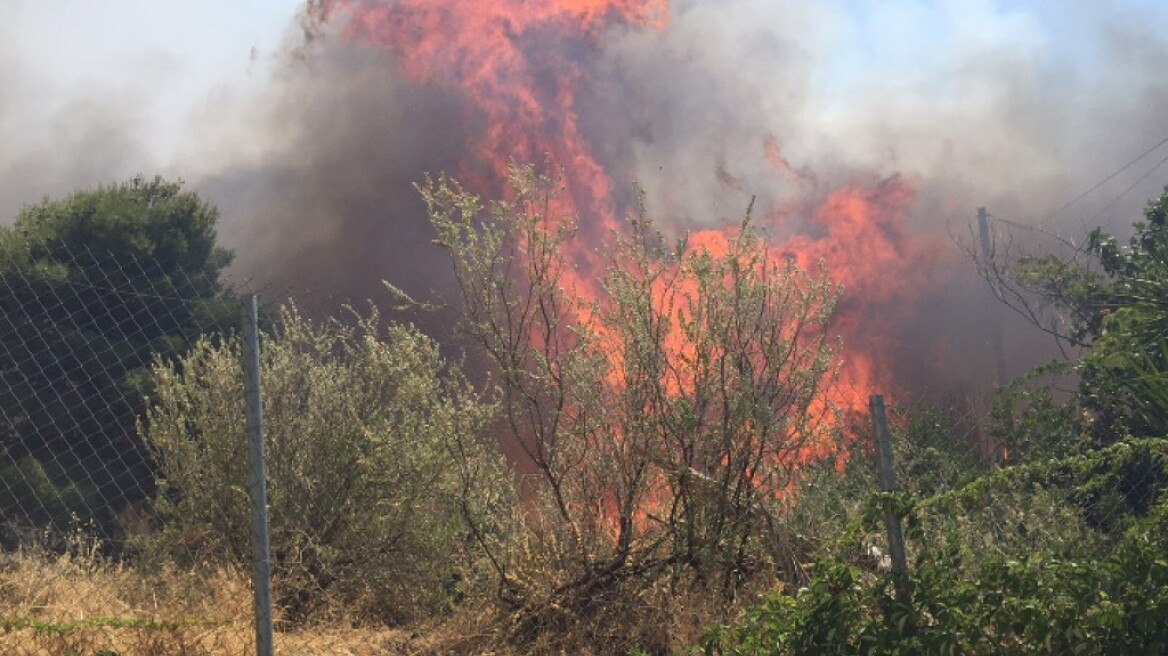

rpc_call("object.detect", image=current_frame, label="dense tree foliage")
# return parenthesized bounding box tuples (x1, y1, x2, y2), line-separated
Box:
(698, 440, 1168, 656)
(1080, 190, 1168, 436)
(139, 304, 510, 624)
(0, 176, 235, 545)
(988, 187, 1168, 441)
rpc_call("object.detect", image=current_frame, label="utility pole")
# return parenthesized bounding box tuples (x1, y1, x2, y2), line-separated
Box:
(978, 207, 1008, 386)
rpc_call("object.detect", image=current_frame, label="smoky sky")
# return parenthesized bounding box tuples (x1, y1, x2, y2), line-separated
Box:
(188, 1, 1168, 281)
(578, 0, 1168, 238)
(0, 21, 155, 222)
(4, 1, 1167, 397)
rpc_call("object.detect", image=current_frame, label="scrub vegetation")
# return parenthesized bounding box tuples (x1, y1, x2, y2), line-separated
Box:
(1, 172, 1166, 655)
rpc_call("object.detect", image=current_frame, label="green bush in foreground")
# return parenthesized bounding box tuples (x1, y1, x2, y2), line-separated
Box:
(138, 303, 512, 625)
(697, 439, 1168, 656)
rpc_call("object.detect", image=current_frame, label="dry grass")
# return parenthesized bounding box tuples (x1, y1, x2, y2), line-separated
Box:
(396, 573, 778, 656)
(0, 546, 416, 656)
(0, 541, 778, 656)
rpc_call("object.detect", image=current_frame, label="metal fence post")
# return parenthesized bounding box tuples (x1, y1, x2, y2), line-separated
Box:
(242, 294, 275, 656)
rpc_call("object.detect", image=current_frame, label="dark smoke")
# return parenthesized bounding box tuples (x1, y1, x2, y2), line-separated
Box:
(185, 1, 1167, 397)
(194, 41, 470, 321)
(5, 1, 1167, 399)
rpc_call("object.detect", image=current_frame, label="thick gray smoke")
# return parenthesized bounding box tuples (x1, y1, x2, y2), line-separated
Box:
(564, 0, 1168, 393)
(191, 42, 469, 316)
(4, 1, 1166, 397)
(583, 0, 1168, 237)
(0, 11, 154, 221)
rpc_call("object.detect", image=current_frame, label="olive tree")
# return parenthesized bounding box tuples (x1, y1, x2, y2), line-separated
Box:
(139, 303, 511, 624)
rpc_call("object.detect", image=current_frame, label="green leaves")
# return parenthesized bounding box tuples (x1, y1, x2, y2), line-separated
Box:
(994, 187, 1168, 444)
(0, 176, 235, 548)
(698, 439, 1168, 655)
(139, 303, 510, 625)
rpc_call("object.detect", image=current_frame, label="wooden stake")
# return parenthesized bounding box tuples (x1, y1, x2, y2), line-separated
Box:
(870, 395, 912, 608)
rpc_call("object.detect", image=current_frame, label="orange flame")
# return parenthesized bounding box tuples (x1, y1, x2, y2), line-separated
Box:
(316, 0, 663, 219)
(308, 0, 941, 462)
(778, 178, 944, 409)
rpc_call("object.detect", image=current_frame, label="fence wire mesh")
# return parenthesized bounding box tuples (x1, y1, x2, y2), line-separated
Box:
(0, 233, 483, 655)
(1, 226, 1164, 655)
(0, 236, 265, 655)
(797, 385, 1168, 615)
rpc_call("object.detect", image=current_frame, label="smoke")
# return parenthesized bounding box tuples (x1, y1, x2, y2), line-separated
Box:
(0, 5, 157, 222)
(185, 1, 1162, 396)
(4, 1, 1166, 396)
(581, 0, 1168, 235)
(191, 39, 469, 317)
(560, 0, 1165, 392)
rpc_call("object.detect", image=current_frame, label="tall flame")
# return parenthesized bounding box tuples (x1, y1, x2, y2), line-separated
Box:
(306, 0, 940, 424)
(313, 0, 664, 231)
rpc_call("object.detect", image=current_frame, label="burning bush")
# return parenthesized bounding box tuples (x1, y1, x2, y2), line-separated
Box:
(137, 303, 511, 625)
(425, 166, 844, 651)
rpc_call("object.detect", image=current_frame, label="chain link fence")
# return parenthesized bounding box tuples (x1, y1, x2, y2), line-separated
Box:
(786, 383, 1168, 634)
(777, 377, 1163, 567)
(0, 237, 265, 655)
(2, 228, 1163, 655)
(0, 234, 498, 655)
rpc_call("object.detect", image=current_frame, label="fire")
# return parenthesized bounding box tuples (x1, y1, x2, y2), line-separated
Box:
(778, 179, 942, 409)
(306, 0, 677, 314)
(306, 0, 939, 453)
(309, 0, 664, 229)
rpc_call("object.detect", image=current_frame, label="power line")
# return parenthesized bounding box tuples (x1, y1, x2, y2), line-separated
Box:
(984, 147, 1168, 253)
(1038, 135, 1168, 227)
(1084, 152, 1168, 226)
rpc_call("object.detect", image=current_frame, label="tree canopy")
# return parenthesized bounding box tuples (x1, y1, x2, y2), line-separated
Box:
(981, 187, 1168, 442)
(0, 175, 235, 545)
(1081, 190, 1168, 435)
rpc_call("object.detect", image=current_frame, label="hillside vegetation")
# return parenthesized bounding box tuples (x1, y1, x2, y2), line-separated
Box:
(0, 172, 1165, 655)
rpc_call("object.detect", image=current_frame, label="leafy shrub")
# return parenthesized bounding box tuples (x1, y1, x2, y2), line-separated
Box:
(988, 187, 1168, 442)
(697, 439, 1168, 655)
(423, 165, 842, 647)
(138, 303, 511, 625)
(784, 401, 989, 565)
(988, 363, 1091, 464)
